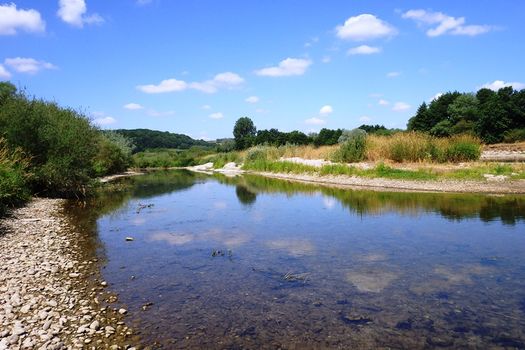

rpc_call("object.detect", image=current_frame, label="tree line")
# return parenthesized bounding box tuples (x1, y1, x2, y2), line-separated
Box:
(113, 129, 211, 153)
(230, 117, 395, 151)
(408, 87, 525, 143)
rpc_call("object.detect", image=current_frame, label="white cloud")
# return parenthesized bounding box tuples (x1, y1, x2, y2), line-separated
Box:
(305, 117, 326, 125)
(0, 65, 11, 79)
(201, 104, 211, 110)
(0, 3, 45, 35)
(4, 57, 57, 74)
(123, 103, 143, 110)
(137, 78, 187, 93)
(255, 58, 312, 77)
(209, 112, 224, 120)
(245, 96, 259, 103)
(429, 92, 443, 102)
(321, 56, 331, 63)
(91, 112, 116, 126)
(479, 80, 525, 91)
(402, 9, 493, 37)
(319, 105, 333, 116)
(378, 99, 389, 106)
(347, 45, 381, 55)
(387, 71, 401, 78)
(57, 0, 103, 28)
(392, 102, 411, 112)
(336, 14, 397, 41)
(139, 72, 243, 94)
(359, 116, 372, 122)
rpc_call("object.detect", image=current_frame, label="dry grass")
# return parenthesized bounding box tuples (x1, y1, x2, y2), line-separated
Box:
(279, 144, 338, 160)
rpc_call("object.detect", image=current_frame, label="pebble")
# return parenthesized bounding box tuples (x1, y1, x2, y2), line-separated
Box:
(0, 199, 137, 349)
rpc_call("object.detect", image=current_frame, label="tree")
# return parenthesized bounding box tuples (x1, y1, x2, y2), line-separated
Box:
(233, 117, 256, 150)
(407, 102, 429, 131)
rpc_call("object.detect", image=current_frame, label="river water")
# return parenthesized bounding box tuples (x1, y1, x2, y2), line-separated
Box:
(67, 170, 525, 349)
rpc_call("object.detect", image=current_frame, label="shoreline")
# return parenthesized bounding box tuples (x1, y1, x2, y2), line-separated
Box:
(185, 163, 525, 194)
(246, 171, 525, 194)
(0, 198, 139, 349)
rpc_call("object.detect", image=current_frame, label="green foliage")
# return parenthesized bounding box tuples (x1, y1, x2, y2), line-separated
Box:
(503, 128, 525, 143)
(132, 147, 213, 168)
(93, 132, 134, 176)
(0, 88, 99, 196)
(255, 128, 310, 146)
(233, 117, 257, 150)
(332, 129, 367, 163)
(245, 145, 280, 163)
(114, 128, 211, 153)
(445, 135, 482, 162)
(215, 139, 236, 152)
(314, 128, 342, 146)
(408, 87, 525, 143)
(0, 139, 30, 214)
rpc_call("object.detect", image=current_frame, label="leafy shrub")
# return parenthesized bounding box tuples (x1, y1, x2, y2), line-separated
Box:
(245, 146, 280, 163)
(445, 135, 481, 162)
(0, 139, 30, 214)
(331, 129, 367, 163)
(93, 132, 134, 176)
(503, 128, 525, 143)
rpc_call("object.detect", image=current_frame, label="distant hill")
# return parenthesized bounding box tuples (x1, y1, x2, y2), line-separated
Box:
(112, 129, 213, 152)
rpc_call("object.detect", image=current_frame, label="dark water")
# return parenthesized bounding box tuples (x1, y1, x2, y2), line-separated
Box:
(68, 170, 525, 349)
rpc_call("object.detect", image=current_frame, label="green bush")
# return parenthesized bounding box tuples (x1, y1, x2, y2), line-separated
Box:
(503, 128, 525, 143)
(0, 139, 30, 214)
(332, 129, 367, 163)
(445, 135, 481, 162)
(93, 132, 134, 176)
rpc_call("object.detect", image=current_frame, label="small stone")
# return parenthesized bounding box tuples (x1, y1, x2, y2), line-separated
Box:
(43, 320, 52, 331)
(90, 320, 100, 330)
(118, 308, 127, 315)
(105, 326, 115, 334)
(84, 338, 92, 344)
(68, 273, 80, 278)
(125, 237, 134, 241)
(20, 304, 31, 313)
(101, 281, 108, 287)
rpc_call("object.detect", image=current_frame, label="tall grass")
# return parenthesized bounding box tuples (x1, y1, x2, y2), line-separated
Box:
(365, 132, 481, 163)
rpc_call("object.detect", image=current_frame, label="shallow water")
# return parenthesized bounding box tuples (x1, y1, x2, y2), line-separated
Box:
(68, 170, 525, 349)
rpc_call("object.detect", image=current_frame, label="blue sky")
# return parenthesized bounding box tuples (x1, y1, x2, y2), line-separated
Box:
(1, 0, 524, 140)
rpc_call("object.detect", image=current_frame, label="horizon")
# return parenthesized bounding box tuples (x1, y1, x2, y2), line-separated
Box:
(1, 0, 524, 140)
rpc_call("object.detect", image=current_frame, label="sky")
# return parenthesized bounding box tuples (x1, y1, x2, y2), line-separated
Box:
(1, 0, 524, 140)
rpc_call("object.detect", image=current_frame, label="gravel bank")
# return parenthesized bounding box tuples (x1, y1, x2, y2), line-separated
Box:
(250, 171, 525, 194)
(0, 199, 139, 350)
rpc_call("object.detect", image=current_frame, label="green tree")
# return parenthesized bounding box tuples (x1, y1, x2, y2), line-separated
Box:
(233, 117, 256, 150)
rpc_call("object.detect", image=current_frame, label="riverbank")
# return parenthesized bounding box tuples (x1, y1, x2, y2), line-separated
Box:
(187, 161, 525, 194)
(0, 198, 139, 349)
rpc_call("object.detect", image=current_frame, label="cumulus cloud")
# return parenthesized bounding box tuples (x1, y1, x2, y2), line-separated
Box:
(123, 103, 143, 110)
(478, 80, 525, 91)
(347, 45, 381, 55)
(392, 102, 411, 112)
(305, 117, 326, 125)
(91, 112, 116, 126)
(429, 92, 443, 102)
(245, 96, 259, 103)
(137, 78, 187, 93)
(336, 14, 397, 41)
(4, 57, 57, 74)
(0, 3, 45, 35)
(378, 99, 389, 106)
(138, 72, 243, 94)
(209, 112, 224, 119)
(255, 58, 312, 77)
(0, 65, 11, 79)
(387, 71, 401, 78)
(57, 0, 103, 28)
(402, 9, 493, 37)
(319, 105, 333, 115)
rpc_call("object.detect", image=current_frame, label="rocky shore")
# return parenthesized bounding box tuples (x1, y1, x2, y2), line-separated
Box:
(0, 199, 139, 350)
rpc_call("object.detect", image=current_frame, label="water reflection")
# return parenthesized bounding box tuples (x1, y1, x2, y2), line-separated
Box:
(65, 170, 525, 349)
